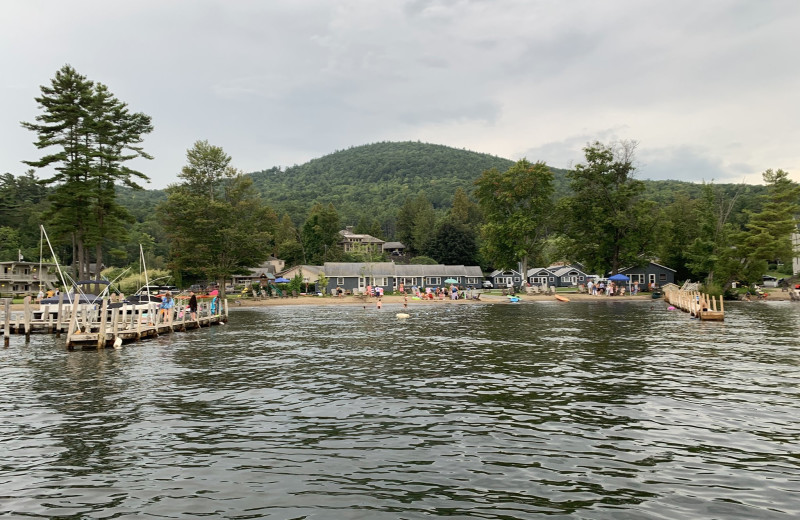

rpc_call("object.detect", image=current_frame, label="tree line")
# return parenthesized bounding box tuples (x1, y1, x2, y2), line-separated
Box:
(3, 65, 796, 296)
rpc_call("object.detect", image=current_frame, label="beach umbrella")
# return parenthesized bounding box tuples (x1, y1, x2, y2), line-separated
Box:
(274, 277, 290, 283)
(444, 278, 458, 284)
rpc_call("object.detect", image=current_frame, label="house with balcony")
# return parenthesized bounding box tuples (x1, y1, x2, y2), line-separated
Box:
(339, 227, 385, 254)
(0, 261, 59, 297)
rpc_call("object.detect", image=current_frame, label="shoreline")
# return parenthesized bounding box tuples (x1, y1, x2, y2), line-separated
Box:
(7, 289, 792, 311)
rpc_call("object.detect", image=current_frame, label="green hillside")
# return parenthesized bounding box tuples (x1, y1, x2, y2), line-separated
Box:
(249, 141, 523, 226)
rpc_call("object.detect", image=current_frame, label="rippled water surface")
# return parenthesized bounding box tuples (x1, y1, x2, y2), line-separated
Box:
(2, 300, 800, 519)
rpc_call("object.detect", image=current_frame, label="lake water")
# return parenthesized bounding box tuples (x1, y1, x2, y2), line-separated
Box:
(2, 300, 799, 519)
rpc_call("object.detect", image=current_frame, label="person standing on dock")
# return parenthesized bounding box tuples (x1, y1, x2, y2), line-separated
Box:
(161, 291, 175, 325)
(189, 291, 198, 321)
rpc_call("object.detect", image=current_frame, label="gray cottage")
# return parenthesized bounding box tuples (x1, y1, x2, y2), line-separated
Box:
(526, 267, 557, 287)
(617, 261, 676, 290)
(489, 269, 523, 288)
(321, 262, 484, 295)
(550, 265, 589, 288)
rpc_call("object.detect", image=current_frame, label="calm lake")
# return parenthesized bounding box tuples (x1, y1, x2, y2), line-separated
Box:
(2, 300, 799, 519)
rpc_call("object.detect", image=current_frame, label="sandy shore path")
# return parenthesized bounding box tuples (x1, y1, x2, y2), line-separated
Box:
(7, 289, 792, 311)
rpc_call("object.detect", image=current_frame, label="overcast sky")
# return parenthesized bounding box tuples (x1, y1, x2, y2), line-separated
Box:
(2, 0, 798, 190)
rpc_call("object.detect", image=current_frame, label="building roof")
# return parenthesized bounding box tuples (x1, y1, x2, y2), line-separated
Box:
(527, 267, 554, 276)
(323, 262, 396, 277)
(619, 261, 676, 273)
(551, 266, 587, 277)
(321, 262, 484, 279)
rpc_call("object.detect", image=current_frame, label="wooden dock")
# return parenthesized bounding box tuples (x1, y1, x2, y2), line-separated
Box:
(2, 297, 228, 349)
(663, 287, 724, 321)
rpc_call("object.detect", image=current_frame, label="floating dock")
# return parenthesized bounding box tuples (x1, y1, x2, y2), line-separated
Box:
(2, 297, 228, 349)
(663, 287, 724, 321)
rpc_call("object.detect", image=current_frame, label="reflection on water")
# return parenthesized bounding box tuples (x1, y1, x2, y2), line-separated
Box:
(2, 300, 800, 518)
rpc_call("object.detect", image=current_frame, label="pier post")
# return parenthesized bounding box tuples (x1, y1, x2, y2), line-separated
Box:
(23, 295, 31, 342)
(136, 307, 143, 341)
(3, 299, 9, 347)
(66, 305, 79, 350)
(98, 299, 108, 349)
(56, 292, 64, 336)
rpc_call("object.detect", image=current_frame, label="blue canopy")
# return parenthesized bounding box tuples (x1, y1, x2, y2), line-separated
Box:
(274, 277, 291, 283)
(608, 274, 630, 282)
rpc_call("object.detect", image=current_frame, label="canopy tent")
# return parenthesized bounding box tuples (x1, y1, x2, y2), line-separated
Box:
(608, 274, 630, 282)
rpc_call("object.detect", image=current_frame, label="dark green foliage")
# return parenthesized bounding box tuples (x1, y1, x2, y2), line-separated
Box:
(409, 255, 438, 265)
(563, 141, 656, 275)
(425, 221, 479, 266)
(159, 143, 274, 294)
(21, 64, 153, 277)
(301, 203, 342, 265)
(250, 141, 518, 227)
(475, 159, 554, 283)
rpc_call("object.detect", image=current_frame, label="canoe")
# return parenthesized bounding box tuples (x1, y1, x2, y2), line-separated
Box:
(555, 294, 570, 302)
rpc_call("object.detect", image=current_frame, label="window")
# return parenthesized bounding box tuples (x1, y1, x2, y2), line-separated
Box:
(336, 277, 344, 286)
(427, 277, 441, 286)
(629, 274, 644, 284)
(467, 277, 479, 285)
(659, 273, 667, 282)
(374, 277, 388, 287)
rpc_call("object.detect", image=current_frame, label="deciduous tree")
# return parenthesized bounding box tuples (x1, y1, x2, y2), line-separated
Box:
(160, 143, 273, 294)
(474, 159, 554, 286)
(563, 141, 655, 275)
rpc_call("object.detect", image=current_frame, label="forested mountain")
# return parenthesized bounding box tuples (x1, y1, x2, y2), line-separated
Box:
(248, 141, 571, 227)
(3, 139, 777, 289)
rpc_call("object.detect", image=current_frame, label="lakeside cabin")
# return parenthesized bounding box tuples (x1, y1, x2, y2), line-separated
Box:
(321, 262, 483, 295)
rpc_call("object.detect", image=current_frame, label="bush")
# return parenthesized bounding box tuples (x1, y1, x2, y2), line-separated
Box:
(409, 255, 437, 265)
(700, 281, 724, 297)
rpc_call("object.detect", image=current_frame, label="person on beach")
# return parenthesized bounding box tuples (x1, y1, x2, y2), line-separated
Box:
(189, 290, 198, 321)
(376, 298, 382, 310)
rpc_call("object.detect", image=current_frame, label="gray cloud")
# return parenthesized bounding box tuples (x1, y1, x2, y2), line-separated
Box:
(2, 0, 799, 189)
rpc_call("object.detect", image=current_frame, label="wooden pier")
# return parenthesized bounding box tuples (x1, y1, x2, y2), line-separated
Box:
(663, 286, 724, 321)
(2, 297, 228, 349)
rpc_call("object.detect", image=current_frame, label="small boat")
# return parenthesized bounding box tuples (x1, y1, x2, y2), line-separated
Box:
(508, 296, 520, 302)
(555, 294, 570, 302)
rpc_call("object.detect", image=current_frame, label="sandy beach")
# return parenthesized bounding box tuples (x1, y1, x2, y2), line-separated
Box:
(7, 288, 792, 312)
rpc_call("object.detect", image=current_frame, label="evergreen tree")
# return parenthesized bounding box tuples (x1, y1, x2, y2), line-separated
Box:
(275, 213, 303, 266)
(301, 203, 342, 265)
(425, 221, 479, 266)
(21, 65, 152, 277)
(734, 169, 800, 281)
